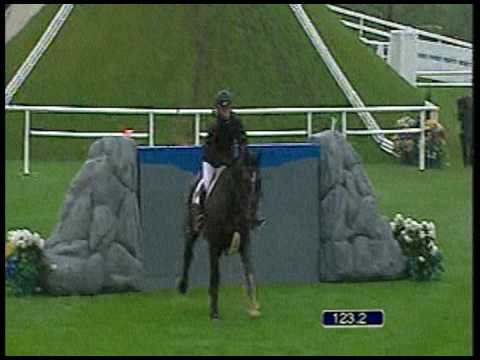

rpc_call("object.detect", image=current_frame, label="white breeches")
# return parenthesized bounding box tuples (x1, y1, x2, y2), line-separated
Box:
(192, 162, 216, 204)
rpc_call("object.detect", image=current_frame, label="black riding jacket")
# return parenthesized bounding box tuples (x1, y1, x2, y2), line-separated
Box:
(202, 112, 247, 167)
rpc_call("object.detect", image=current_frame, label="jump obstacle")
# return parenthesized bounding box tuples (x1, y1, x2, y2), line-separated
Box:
(138, 144, 321, 290)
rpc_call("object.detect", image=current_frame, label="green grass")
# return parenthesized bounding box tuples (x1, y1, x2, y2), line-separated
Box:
(5, 4, 426, 160)
(5, 160, 472, 356)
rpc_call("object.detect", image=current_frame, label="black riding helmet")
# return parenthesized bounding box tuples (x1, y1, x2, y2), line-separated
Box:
(215, 89, 233, 107)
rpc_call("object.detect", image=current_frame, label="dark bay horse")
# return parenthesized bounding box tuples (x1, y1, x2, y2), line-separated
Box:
(177, 150, 262, 320)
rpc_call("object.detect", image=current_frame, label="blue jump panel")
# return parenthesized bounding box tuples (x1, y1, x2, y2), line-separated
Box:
(138, 144, 320, 290)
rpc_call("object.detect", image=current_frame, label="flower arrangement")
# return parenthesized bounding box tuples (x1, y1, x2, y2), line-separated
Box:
(390, 214, 444, 281)
(5, 229, 48, 296)
(392, 116, 447, 168)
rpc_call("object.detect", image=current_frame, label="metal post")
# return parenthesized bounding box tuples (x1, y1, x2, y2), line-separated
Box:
(148, 112, 154, 146)
(359, 17, 364, 37)
(194, 113, 200, 145)
(24, 110, 31, 175)
(330, 117, 337, 130)
(419, 110, 426, 171)
(307, 112, 312, 138)
(341, 112, 347, 138)
(432, 108, 439, 122)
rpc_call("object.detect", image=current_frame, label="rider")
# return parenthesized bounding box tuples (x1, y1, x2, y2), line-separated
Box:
(191, 89, 264, 231)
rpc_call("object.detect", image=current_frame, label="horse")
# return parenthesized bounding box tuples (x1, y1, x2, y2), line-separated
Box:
(177, 149, 263, 320)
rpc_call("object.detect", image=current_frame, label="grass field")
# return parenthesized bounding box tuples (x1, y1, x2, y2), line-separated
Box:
(5, 157, 472, 355)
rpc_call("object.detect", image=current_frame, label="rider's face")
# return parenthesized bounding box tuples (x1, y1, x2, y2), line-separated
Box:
(217, 105, 231, 120)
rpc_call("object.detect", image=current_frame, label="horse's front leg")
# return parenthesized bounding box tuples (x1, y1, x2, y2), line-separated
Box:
(208, 245, 221, 320)
(240, 238, 261, 318)
(177, 208, 200, 294)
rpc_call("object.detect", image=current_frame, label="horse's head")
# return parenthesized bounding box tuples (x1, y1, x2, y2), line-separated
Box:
(230, 150, 262, 228)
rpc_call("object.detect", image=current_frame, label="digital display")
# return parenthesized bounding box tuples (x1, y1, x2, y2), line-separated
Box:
(322, 310, 384, 328)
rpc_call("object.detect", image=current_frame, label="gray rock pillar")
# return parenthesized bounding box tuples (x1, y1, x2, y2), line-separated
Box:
(42, 137, 144, 295)
(311, 131, 407, 281)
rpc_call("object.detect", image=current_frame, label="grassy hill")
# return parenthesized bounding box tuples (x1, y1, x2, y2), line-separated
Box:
(6, 4, 425, 161)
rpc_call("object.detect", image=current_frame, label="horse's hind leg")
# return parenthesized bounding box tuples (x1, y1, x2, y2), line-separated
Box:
(208, 245, 221, 320)
(240, 239, 261, 317)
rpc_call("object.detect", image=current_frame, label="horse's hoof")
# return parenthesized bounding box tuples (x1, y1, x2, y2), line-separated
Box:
(247, 309, 261, 318)
(210, 313, 220, 321)
(176, 278, 188, 295)
(254, 301, 261, 311)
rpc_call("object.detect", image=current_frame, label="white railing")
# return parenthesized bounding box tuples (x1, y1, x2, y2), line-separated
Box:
(5, 4, 74, 105)
(289, 4, 395, 155)
(327, 4, 472, 87)
(5, 102, 438, 174)
(327, 4, 472, 49)
(416, 70, 472, 87)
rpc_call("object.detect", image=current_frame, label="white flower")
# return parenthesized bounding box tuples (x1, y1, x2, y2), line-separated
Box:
(412, 221, 421, 232)
(418, 256, 425, 262)
(405, 235, 412, 243)
(50, 264, 58, 271)
(11, 229, 32, 246)
(7, 228, 45, 249)
(390, 221, 396, 231)
(430, 245, 439, 255)
(32, 233, 45, 249)
(394, 213, 404, 223)
(17, 239, 27, 249)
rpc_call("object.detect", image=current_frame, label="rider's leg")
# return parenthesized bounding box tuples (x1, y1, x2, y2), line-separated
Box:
(192, 162, 216, 205)
(191, 162, 216, 233)
(202, 161, 216, 197)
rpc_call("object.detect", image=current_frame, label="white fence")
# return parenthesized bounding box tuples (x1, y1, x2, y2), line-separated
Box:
(327, 4, 472, 87)
(5, 102, 438, 174)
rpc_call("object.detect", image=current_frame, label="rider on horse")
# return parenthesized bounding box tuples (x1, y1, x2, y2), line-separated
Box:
(191, 89, 265, 232)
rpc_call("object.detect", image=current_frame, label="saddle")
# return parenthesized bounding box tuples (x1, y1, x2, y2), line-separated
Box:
(189, 161, 265, 238)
